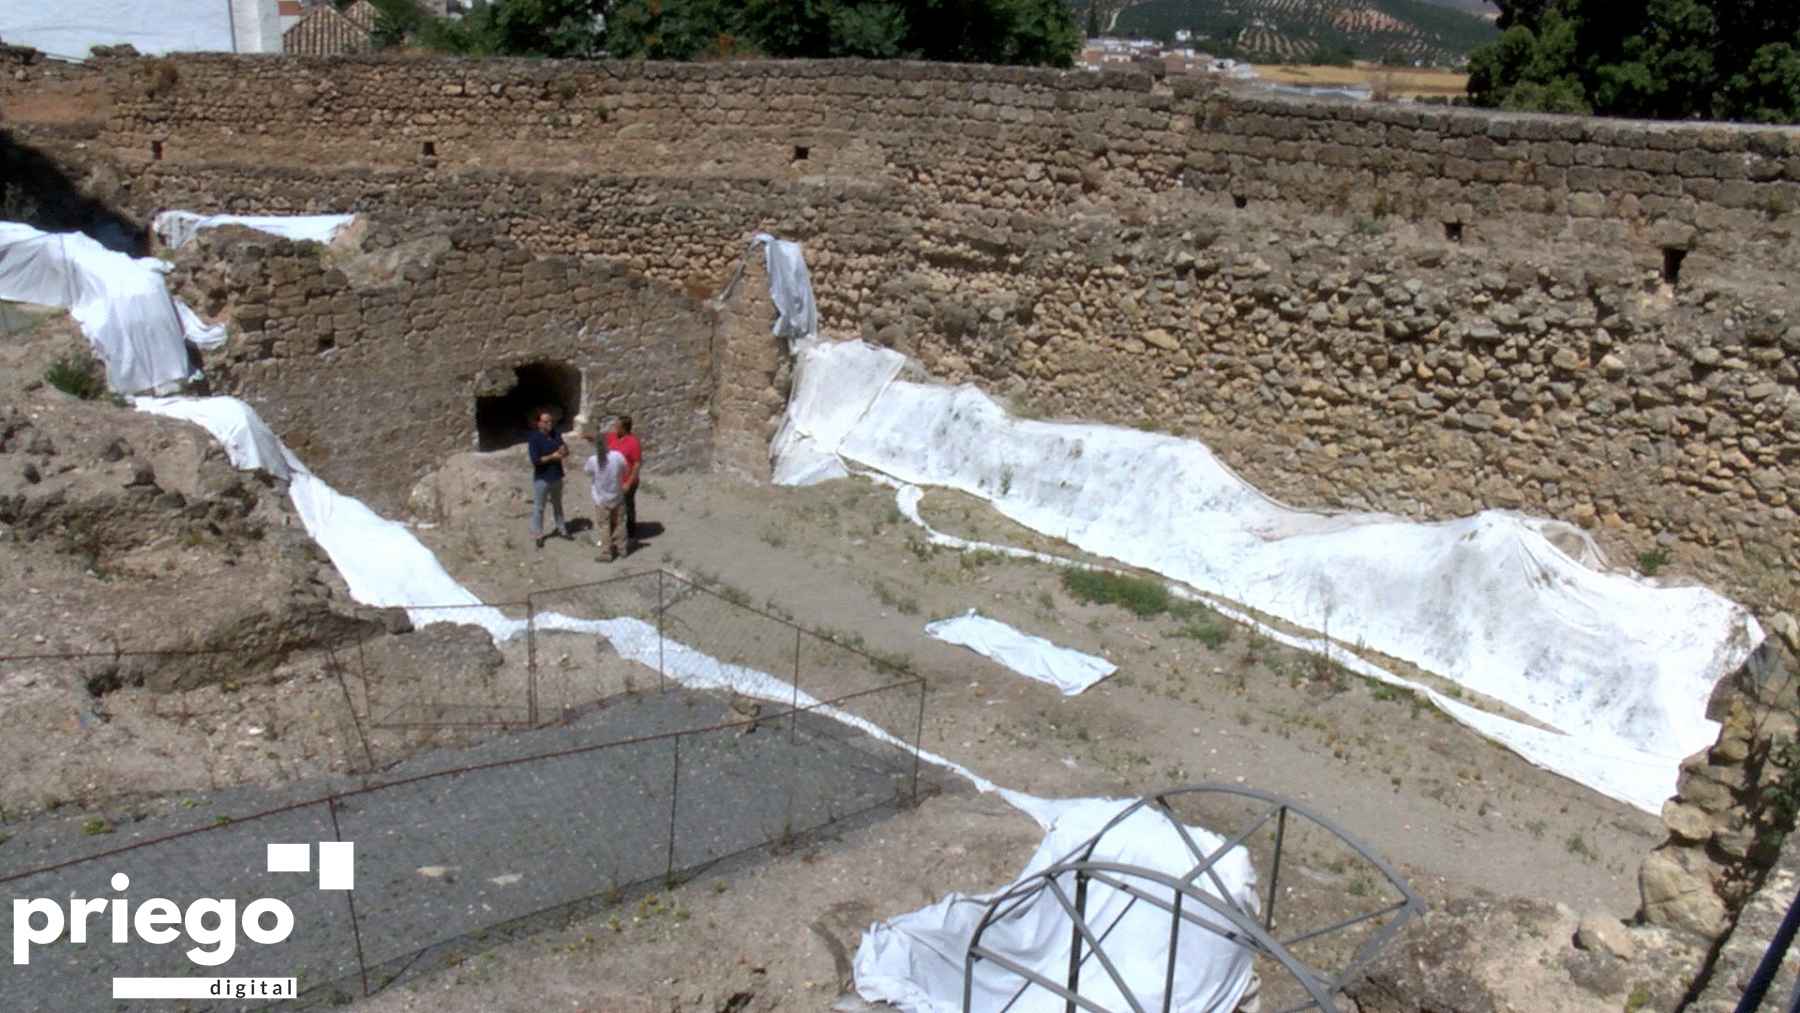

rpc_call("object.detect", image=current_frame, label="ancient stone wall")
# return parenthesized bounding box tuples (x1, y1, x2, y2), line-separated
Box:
(68, 54, 1800, 609)
(97, 54, 1800, 275)
(166, 223, 716, 513)
(711, 250, 788, 484)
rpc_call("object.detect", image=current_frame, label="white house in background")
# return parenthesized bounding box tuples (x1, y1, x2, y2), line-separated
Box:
(0, 0, 282, 59)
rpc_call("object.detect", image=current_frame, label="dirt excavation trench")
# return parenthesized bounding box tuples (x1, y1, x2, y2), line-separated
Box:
(382, 452, 1703, 1012)
(0, 311, 1719, 1012)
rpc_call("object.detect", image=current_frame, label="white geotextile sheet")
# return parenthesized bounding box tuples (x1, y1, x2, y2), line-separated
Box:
(926, 610, 1115, 696)
(0, 223, 217, 393)
(751, 232, 818, 344)
(854, 797, 1257, 1012)
(153, 211, 357, 252)
(773, 339, 1765, 813)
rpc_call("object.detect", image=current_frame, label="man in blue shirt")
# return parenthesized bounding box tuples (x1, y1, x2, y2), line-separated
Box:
(526, 409, 571, 549)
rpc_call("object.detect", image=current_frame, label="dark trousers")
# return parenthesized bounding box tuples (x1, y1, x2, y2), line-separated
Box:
(623, 483, 638, 539)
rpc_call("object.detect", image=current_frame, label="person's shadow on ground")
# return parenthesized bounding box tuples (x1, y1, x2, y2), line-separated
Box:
(633, 521, 665, 541)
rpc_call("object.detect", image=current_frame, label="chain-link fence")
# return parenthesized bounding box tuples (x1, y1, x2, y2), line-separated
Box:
(0, 572, 929, 1009)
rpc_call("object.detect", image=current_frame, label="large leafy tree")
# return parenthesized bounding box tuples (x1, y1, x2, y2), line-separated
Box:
(1469, 0, 1800, 122)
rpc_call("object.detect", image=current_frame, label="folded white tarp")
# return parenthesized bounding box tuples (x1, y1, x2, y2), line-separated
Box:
(773, 338, 1765, 813)
(750, 232, 818, 345)
(926, 610, 1115, 696)
(0, 223, 217, 393)
(855, 797, 1258, 1012)
(153, 211, 357, 252)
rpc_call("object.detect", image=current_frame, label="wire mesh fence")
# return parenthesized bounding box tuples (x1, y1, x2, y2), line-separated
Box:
(0, 570, 929, 1009)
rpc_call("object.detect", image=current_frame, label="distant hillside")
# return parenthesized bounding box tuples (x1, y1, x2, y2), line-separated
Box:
(1101, 0, 1499, 66)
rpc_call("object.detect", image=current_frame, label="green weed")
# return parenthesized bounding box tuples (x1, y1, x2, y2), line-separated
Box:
(45, 352, 109, 400)
(1061, 569, 1172, 618)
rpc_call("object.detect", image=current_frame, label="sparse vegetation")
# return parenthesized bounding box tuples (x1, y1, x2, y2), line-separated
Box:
(45, 351, 109, 401)
(1061, 568, 1174, 618)
(1168, 612, 1232, 649)
(1637, 547, 1671, 576)
(871, 580, 921, 616)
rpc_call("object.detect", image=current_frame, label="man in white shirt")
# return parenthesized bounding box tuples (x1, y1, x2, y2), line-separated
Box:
(583, 429, 630, 562)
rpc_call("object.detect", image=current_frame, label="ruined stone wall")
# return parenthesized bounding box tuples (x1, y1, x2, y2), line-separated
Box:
(15, 53, 1799, 601)
(118, 156, 1800, 610)
(166, 224, 716, 513)
(98, 54, 1800, 275)
(711, 251, 787, 484)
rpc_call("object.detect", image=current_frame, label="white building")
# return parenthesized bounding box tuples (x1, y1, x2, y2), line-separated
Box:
(1, 0, 282, 59)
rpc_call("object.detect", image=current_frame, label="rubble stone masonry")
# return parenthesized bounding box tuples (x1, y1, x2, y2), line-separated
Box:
(59, 54, 1797, 611)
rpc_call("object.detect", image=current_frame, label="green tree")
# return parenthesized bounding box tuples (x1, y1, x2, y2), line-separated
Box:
(605, 0, 1077, 66)
(1469, 0, 1800, 122)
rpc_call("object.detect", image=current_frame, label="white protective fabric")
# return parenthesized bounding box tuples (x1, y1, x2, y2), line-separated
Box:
(0, 223, 215, 394)
(926, 610, 1115, 696)
(750, 232, 818, 344)
(768, 336, 904, 486)
(153, 211, 357, 252)
(773, 338, 1765, 813)
(855, 797, 1258, 1012)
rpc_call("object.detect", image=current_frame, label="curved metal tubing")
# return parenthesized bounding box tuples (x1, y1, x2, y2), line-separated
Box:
(961, 785, 1425, 1013)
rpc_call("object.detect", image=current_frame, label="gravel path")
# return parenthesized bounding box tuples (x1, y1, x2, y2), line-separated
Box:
(1, 688, 919, 1011)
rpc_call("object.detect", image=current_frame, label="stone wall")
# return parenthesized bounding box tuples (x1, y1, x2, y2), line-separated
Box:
(166, 223, 716, 513)
(1639, 622, 1800, 1010)
(711, 249, 788, 483)
(61, 54, 1800, 610)
(97, 54, 1800, 275)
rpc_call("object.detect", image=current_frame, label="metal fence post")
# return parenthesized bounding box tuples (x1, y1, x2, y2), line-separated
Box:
(665, 733, 681, 883)
(790, 626, 801, 743)
(912, 680, 926, 802)
(327, 644, 376, 775)
(526, 593, 539, 727)
(327, 795, 371, 998)
(657, 569, 666, 692)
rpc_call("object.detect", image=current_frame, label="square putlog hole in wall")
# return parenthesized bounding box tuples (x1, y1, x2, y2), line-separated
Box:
(150, 140, 164, 161)
(422, 140, 437, 158)
(793, 145, 810, 161)
(1444, 222, 1464, 243)
(1662, 247, 1686, 286)
(1233, 194, 1248, 209)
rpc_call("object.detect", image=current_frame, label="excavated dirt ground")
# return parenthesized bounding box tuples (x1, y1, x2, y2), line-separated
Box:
(0, 307, 1713, 1011)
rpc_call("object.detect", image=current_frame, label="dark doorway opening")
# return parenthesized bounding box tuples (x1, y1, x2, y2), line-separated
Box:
(474, 362, 583, 451)
(1662, 247, 1686, 286)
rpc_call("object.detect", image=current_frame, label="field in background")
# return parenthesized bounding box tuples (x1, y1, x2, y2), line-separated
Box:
(1251, 62, 1469, 98)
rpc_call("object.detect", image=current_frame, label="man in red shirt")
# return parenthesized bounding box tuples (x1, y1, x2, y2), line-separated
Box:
(605, 414, 643, 545)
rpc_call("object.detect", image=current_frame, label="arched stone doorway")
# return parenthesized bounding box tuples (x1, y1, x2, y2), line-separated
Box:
(474, 361, 583, 451)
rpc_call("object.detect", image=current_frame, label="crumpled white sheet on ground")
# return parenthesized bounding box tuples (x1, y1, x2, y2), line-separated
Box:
(926, 610, 1115, 696)
(772, 338, 1765, 813)
(854, 797, 1258, 1013)
(153, 211, 357, 252)
(0, 222, 218, 393)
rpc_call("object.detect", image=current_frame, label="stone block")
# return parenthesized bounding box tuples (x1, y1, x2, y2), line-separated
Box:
(1639, 850, 1727, 937)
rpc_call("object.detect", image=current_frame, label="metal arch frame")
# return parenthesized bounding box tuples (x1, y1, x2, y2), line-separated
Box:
(962, 785, 1425, 1013)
